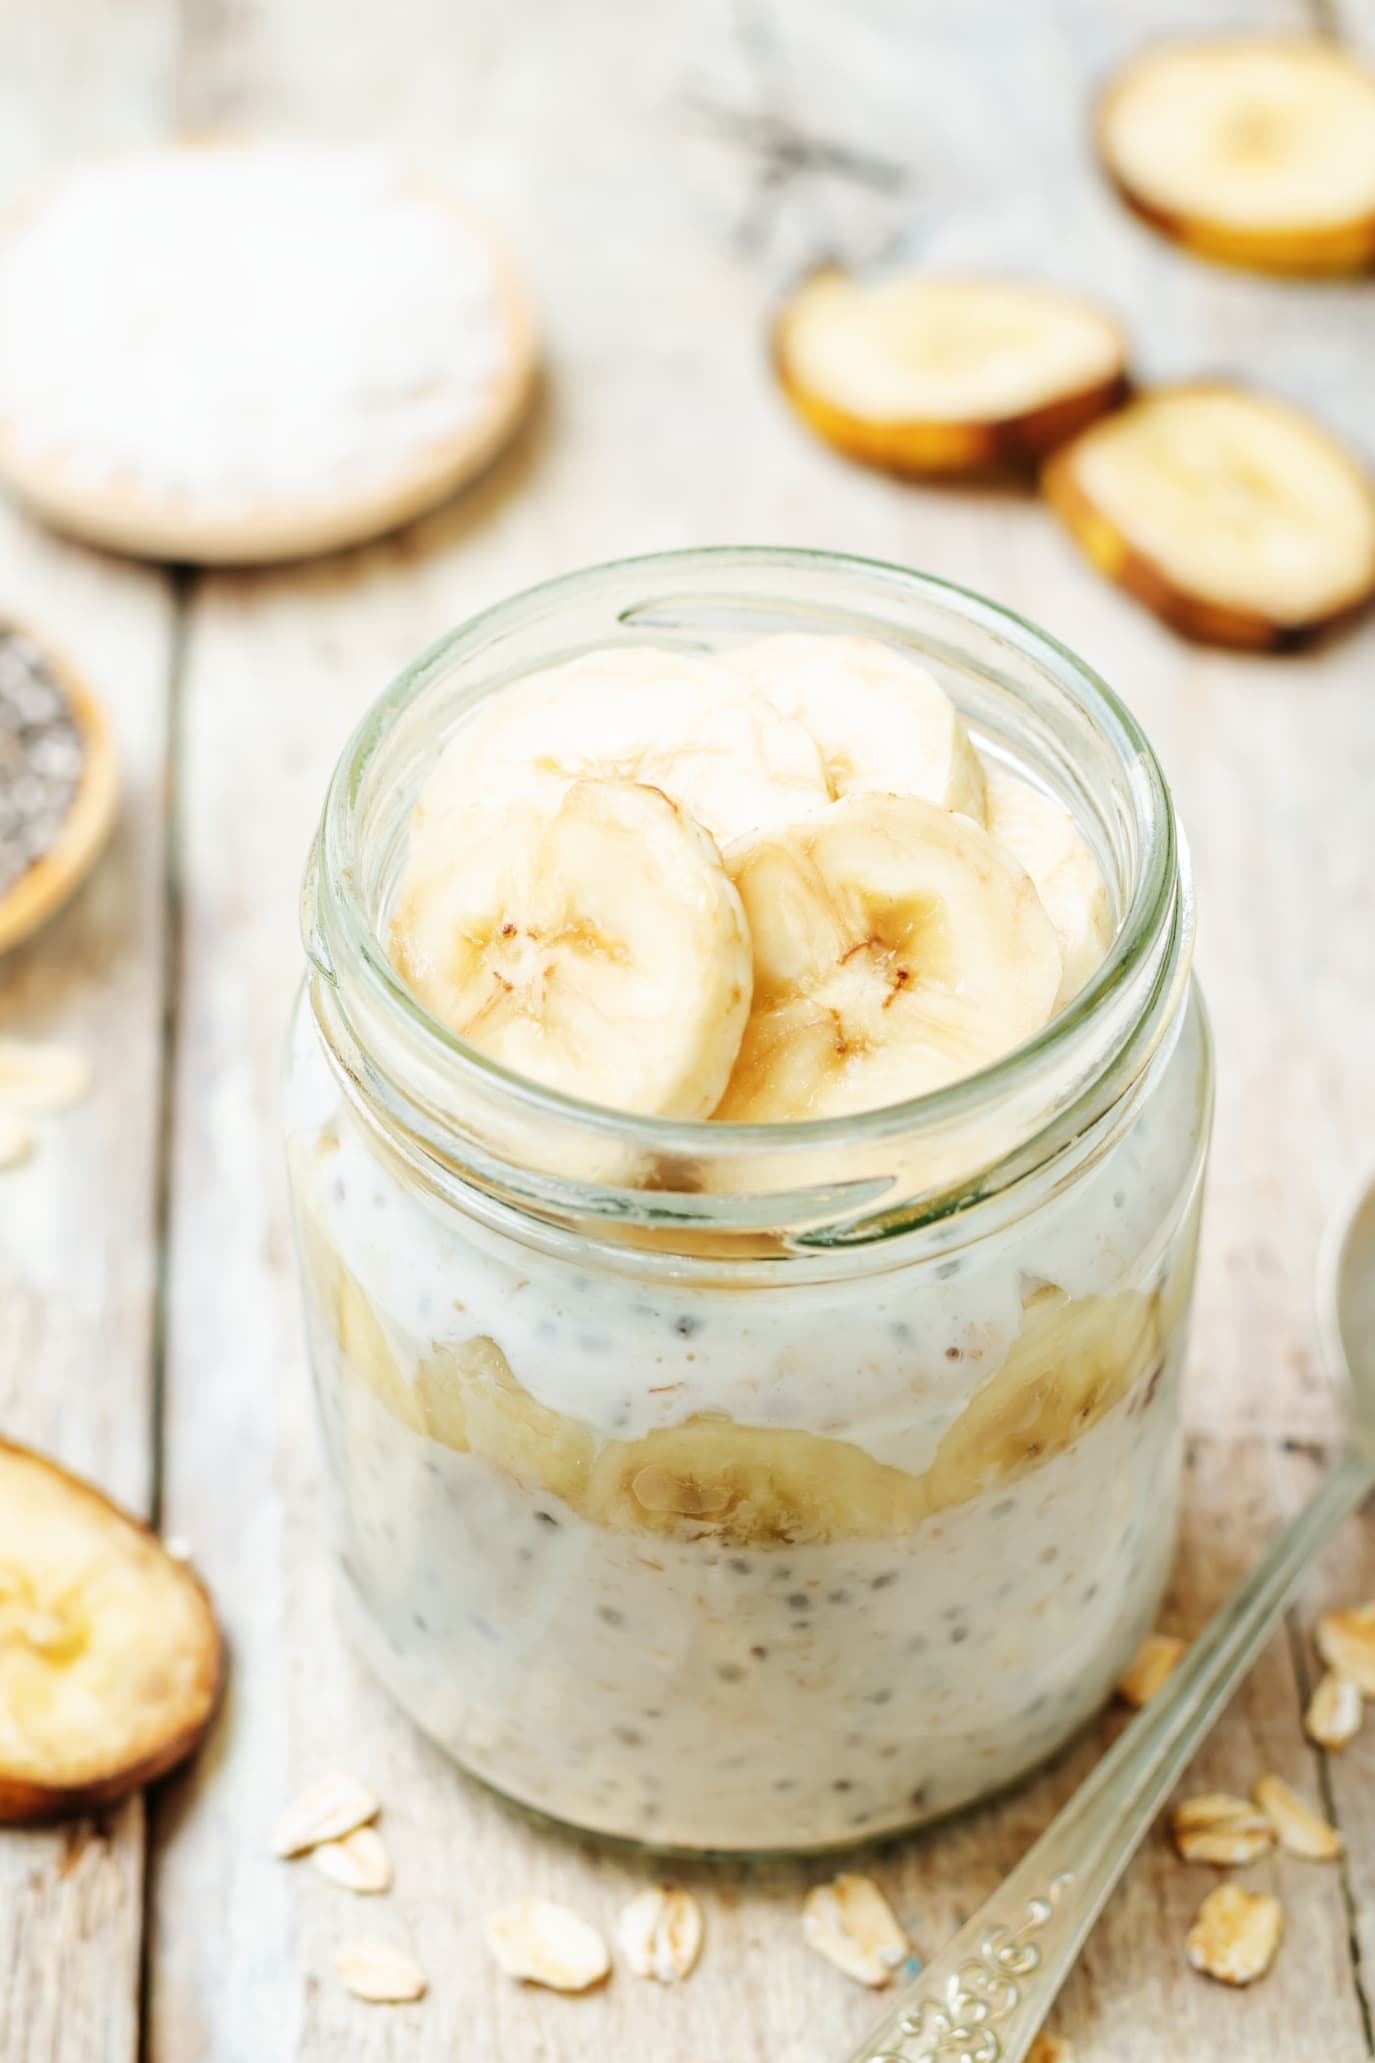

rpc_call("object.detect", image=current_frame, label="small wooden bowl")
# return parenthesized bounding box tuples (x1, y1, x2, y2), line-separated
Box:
(0, 624, 117, 954)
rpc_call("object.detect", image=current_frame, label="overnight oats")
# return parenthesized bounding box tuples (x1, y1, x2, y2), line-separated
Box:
(285, 548, 1211, 1854)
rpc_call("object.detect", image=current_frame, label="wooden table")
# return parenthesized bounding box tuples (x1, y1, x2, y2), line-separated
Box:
(3, 1, 1375, 2055)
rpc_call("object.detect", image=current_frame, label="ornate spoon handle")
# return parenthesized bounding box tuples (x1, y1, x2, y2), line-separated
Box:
(846, 1445, 1373, 2063)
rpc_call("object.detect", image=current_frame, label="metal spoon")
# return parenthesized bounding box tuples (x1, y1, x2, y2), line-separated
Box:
(845, 1169, 1375, 2063)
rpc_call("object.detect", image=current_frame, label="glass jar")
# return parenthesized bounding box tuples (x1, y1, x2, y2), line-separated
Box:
(285, 547, 1212, 1856)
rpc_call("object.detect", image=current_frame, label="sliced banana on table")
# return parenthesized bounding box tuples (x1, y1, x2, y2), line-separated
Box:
(0, 1441, 223, 1821)
(1044, 383, 1375, 647)
(714, 793, 1062, 1124)
(773, 269, 1127, 475)
(1098, 37, 1375, 275)
(982, 765, 1112, 1005)
(732, 632, 986, 819)
(390, 776, 753, 1118)
(431, 644, 828, 847)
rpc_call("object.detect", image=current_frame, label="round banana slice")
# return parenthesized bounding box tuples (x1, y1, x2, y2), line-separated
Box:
(0, 143, 535, 564)
(1098, 38, 1375, 275)
(423, 645, 829, 848)
(982, 766, 1112, 1005)
(731, 633, 986, 819)
(0, 1442, 223, 1821)
(1043, 384, 1375, 647)
(714, 794, 1062, 1124)
(773, 269, 1127, 475)
(390, 777, 753, 1118)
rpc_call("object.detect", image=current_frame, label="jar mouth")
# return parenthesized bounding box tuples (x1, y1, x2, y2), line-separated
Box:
(311, 546, 1187, 1216)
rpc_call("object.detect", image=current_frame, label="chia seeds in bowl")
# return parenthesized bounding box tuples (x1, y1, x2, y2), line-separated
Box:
(0, 621, 116, 953)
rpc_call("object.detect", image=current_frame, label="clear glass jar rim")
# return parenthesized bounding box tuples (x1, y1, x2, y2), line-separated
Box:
(314, 543, 1180, 1163)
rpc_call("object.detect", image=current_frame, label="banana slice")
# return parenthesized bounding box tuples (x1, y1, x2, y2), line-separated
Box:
(1098, 38, 1375, 275)
(425, 645, 828, 848)
(731, 633, 986, 819)
(1044, 384, 1375, 647)
(714, 793, 1062, 1124)
(0, 1442, 222, 1821)
(390, 777, 752, 1118)
(982, 766, 1112, 1004)
(0, 621, 118, 956)
(922, 1285, 1161, 1517)
(773, 269, 1127, 475)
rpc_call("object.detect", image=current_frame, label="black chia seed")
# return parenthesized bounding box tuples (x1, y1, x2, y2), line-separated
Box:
(0, 625, 85, 900)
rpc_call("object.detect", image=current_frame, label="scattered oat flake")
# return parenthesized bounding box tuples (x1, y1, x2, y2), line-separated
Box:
(1186, 1884, 1283, 1986)
(311, 1824, 393, 1893)
(802, 1874, 909, 1988)
(271, 1771, 379, 1857)
(618, 1885, 703, 1983)
(1170, 1793, 1275, 1867)
(1028, 2037, 1075, 2063)
(0, 1105, 34, 1168)
(334, 1939, 426, 2003)
(485, 1898, 610, 1992)
(1306, 1671, 1363, 1751)
(162, 1534, 193, 1562)
(1316, 1603, 1375, 1695)
(1254, 1774, 1343, 1861)
(0, 1038, 92, 1113)
(1116, 1632, 1186, 1708)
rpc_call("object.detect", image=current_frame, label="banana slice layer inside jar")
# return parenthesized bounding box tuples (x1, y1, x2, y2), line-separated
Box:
(771, 270, 1128, 475)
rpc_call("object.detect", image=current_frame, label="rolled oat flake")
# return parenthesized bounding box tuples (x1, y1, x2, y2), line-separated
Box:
(0, 625, 84, 903)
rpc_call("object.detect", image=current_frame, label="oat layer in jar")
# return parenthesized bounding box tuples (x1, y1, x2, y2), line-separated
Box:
(286, 547, 1212, 1856)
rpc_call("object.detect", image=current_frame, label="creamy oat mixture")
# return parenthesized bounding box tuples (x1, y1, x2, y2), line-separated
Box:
(287, 634, 1208, 1851)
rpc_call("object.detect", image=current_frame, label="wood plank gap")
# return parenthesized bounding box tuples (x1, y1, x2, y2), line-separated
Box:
(137, 566, 197, 2063)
